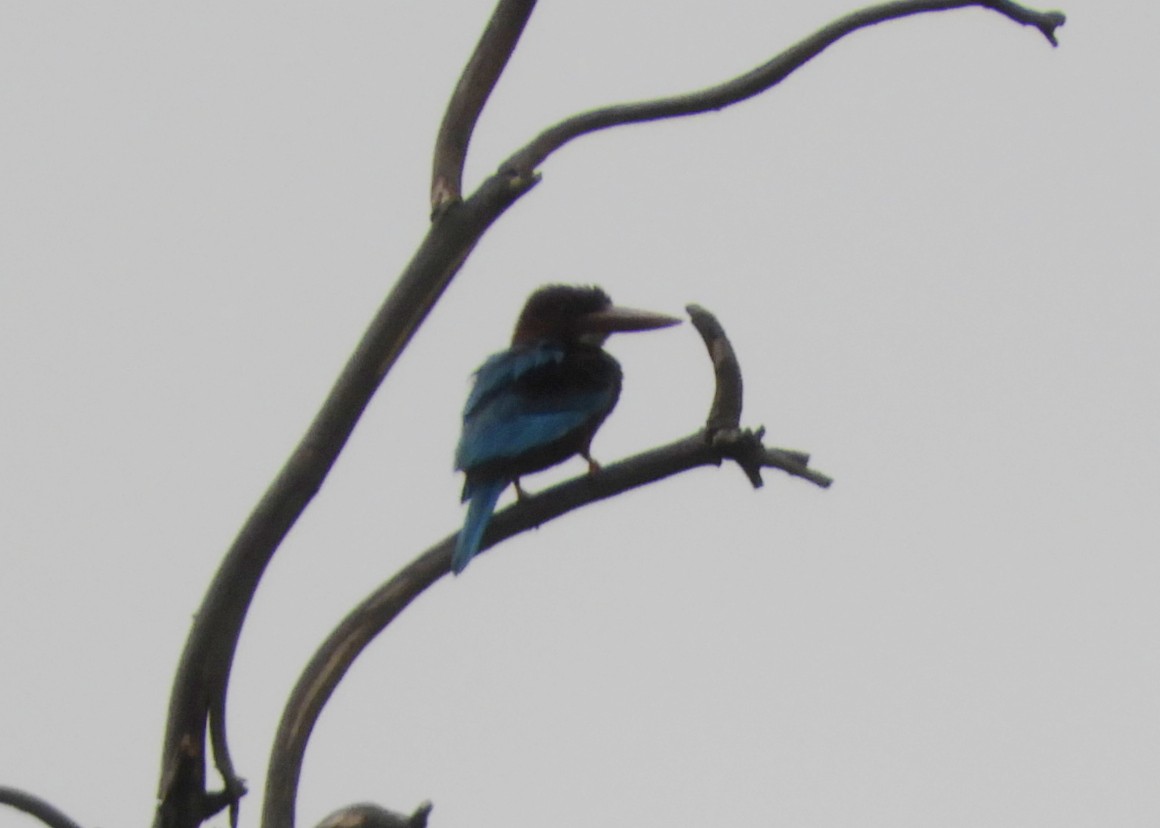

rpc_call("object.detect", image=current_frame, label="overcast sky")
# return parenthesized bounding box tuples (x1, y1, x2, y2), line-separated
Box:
(2, 2, 1158, 827)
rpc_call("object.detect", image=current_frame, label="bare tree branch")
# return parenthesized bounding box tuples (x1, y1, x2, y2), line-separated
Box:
(0, 787, 85, 828)
(154, 174, 536, 828)
(688, 303, 744, 432)
(431, 0, 538, 213)
(260, 306, 829, 828)
(503, 0, 1065, 177)
(154, 3, 1061, 827)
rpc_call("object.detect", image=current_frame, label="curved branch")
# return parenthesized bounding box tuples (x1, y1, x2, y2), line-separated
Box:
(0, 787, 85, 828)
(431, 0, 538, 213)
(260, 307, 829, 828)
(154, 175, 536, 828)
(688, 303, 744, 433)
(503, 0, 1064, 176)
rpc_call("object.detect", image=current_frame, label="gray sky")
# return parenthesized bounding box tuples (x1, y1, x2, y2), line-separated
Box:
(2, 2, 1157, 827)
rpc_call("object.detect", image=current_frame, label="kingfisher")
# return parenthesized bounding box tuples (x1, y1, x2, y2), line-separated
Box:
(452, 284, 681, 574)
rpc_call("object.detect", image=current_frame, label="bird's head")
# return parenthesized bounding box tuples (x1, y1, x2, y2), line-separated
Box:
(511, 284, 681, 347)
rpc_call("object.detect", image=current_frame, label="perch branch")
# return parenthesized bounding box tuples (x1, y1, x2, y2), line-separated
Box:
(503, 0, 1064, 177)
(260, 306, 829, 828)
(0, 787, 85, 828)
(431, 0, 538, 213)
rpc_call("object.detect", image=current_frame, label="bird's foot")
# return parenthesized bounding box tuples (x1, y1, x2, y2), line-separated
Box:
(513, 479, 528, 501)
(581, 451, 602, 476)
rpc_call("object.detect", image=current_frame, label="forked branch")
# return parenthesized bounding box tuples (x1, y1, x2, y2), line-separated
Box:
(431, 0, 538, 212)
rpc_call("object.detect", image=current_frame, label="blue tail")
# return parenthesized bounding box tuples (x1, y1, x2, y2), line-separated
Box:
(452, 479, 507, 574)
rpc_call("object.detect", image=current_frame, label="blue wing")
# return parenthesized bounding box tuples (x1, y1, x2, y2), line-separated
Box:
(462, 344, 563, 417)
(455, 343, 617, 473)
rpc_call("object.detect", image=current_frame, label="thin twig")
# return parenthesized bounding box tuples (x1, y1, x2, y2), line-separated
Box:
(0, 787, 85, 828)
(503, 0, 1064, 177)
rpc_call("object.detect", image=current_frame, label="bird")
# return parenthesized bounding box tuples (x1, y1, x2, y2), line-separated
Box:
(452, 284, 681, 574)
